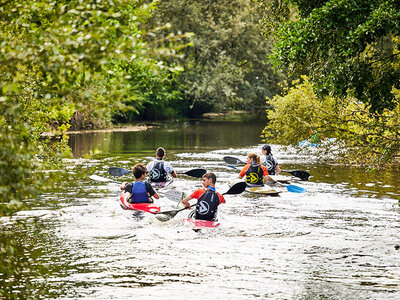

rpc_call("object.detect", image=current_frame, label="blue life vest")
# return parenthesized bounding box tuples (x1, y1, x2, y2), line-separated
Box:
(149, 160, 167, 182)
(129, 181, 151, 203)
(245, 163, 264, 186)
(195, 188, 219, 221)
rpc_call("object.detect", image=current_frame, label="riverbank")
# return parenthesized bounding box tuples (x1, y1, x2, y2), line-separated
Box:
(66, 111, 261, 135)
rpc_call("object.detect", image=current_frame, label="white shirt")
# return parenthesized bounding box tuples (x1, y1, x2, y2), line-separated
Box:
(146, 159, 175, 174)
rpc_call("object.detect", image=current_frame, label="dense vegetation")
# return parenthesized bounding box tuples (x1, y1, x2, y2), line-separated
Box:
(1, 0, 399, 212)
(0, 0, 188, 216)
(0, 0, 283, 217)
(145, 0, 284, 117)
(262, 76, 400, 167)
(259, 0, 400, 167)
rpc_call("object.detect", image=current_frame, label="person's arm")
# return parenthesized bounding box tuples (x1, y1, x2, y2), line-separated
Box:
(121, 182, 133, 194)
(146, 161, 153, 173)
(262, 166, 276, 183)
(165, 162, 177, 178)
(276, 164, 281, 174)
(120, 182, 128, 191)
(181, 195, 193, 209)
(238, 165, 248, 179)
(145, 182, 159, 199)
(181, 189, 200, 208)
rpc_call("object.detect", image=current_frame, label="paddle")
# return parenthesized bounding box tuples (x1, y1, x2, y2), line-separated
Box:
(275, 182, 306, 193)
(223, 156, 246, 166)
(89, 174, 121, 184)
(176, 168, 206, 178)
(108, 167, 206, 178)
(158, 190, 186, 203)
(223, 155, 310, 181)
(281, 170, 310, 181)
(108, 167, 131, 176)
(156, 181, 247, 222)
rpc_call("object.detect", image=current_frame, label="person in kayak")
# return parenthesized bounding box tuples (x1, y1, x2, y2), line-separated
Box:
(120, 163, 159, 203)
(146, 147, 177, 183)
(238, 153, 275, 186)
(260, 144, 281, 176)
(181, 172, 225, 221)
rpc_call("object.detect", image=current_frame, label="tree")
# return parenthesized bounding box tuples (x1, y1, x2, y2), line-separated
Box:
(146, 0, 285, 116)
(262, 76, 400, 167)
(0, 0, 181, 215)
(259, 0, 400, 112)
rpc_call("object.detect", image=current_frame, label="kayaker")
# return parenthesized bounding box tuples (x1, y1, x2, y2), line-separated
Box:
(260, 144, 281, 175)
(146, 147, 177, 183)
(238, 153, 275, 186)
(181, 172, 225, 221)
(120, 163, 159, 203)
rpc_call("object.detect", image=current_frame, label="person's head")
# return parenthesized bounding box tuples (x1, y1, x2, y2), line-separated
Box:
(132, 163, 147, 180)
(247, 153, 260, 164)
(202, 172, 216, 187)
(156, 147, 166, 159)
(261, 144, 272, 155)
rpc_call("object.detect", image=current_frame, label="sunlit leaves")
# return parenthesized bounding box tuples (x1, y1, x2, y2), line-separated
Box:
(0, 0, 183, 214)
(147, 0, 284, 116)
(261, 0, 400, 112)
(262, 76, 400, 167)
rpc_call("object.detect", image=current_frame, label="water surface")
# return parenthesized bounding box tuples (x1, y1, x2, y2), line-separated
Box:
(1, 120, 399, 299)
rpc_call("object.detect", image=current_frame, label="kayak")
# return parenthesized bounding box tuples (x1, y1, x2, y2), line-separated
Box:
(269, 175, 292, 183)
(119, 192, 161, 214)
(149, 179, 173, 190)
(183, 218, 220, 229)
(245, 186, 281, 196)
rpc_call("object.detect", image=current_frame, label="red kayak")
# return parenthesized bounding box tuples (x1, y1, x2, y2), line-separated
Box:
(120, 192, 160, 214)
(183, 218, 220, 228)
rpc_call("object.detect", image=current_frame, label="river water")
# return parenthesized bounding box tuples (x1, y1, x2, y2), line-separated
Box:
(2, 120, 400, 299)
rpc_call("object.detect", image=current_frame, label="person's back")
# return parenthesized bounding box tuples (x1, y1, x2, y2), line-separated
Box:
(239, 153, 274, 186)
(181, 173, 225, 221)
(147, 147, 177, 182)
(245, 163, 265, 186)
(260, 144, 280, 175)
(120, 163, 159, 203)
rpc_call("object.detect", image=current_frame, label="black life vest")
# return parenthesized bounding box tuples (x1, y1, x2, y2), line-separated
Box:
(264, 154, 277, 175)
(195, 189, 219, 221)
(245, 163, 264, 185)
(149, 160, 167, 182)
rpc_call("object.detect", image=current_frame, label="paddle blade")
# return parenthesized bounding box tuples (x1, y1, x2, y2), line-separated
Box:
(281, 170, 310, 181)
(156, 204, 195, 222)
(285, 184, 306, 193)
(179, 168, 207, 178)
(89, 175, 120, 184)
(223, 182, 247, 195)
(108, 167, 131, 176)
(159, 190, 186, 203)
(223, 156, 246, 165)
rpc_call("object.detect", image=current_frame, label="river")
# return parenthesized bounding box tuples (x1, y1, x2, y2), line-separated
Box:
(1, 120, 399, 299)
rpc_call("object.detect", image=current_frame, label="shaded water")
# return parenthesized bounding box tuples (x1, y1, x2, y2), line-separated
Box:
(1, 120, 399, 299)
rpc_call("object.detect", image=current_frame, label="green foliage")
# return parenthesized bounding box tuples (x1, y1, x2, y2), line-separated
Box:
(259, 0, 400, 113)
(0, 0, 184, 215)
(146, 0, 285, 116)
(262, 76, 400, 167)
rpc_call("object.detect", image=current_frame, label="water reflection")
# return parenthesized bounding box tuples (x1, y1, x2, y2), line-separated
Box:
(68, 120, 266, 157)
